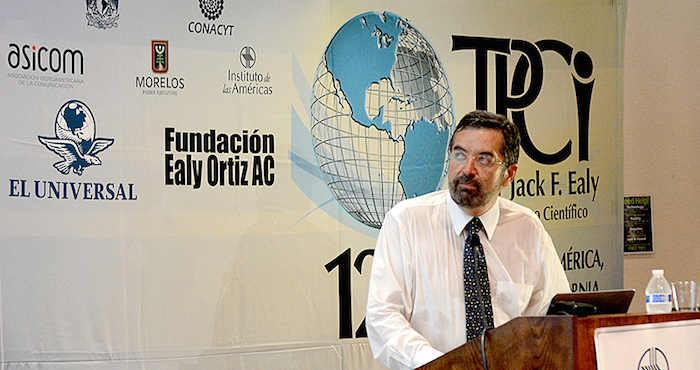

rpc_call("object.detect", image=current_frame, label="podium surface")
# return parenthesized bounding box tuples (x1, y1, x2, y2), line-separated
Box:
(419, 311, 700, 370)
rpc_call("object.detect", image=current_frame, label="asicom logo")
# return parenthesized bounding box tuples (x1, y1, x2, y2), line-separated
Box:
(38, 100, 114, 176)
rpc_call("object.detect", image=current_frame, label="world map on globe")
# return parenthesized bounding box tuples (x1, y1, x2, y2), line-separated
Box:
(310, 11, 454, 229)
(56, 100, 96, 154)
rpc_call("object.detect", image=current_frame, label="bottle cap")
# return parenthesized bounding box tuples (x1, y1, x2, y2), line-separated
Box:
(652, 269, 664, 275)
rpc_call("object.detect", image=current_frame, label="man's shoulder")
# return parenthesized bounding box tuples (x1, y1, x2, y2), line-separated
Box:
(495, 198, 553, 247)
(498, 197, 541, 224)
(388, 190, 448, 215)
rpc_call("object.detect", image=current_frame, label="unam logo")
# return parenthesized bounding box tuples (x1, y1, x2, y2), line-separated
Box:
(38, 100, 114, 175)
(86, 0, 119, 29)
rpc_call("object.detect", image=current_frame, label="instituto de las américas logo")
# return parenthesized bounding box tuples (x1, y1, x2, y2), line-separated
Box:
(86, 0, 119, 29)
(38, 100, 114, 176)
(307, 11, 453, 229)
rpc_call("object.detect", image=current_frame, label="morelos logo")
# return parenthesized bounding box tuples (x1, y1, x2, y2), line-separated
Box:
(152, 40, 168, 73)
(137, 40, 184, 93)
(86, 0, 119, 29)
(38, 100, 114, 176)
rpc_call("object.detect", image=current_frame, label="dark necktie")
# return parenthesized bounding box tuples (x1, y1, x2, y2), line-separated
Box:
(463, 217, 494, 341)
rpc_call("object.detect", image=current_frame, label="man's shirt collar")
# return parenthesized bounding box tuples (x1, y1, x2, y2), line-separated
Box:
(447, 195, 500, 240)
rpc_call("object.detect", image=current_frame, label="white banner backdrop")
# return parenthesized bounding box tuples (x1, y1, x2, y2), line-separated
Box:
(0, 1, 625, 368)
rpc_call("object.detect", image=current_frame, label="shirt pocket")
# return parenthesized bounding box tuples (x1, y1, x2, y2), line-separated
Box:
(492, 281, 534, 325)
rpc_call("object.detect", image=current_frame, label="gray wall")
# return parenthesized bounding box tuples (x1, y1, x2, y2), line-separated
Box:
(624, 0, 700, 312)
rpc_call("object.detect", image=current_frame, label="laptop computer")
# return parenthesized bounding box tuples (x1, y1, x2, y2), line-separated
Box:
(547, 289, 636, 316)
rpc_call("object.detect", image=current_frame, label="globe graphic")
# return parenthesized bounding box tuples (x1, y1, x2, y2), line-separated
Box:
(310, 11, 454, 229)
(55, 100, 96, 154)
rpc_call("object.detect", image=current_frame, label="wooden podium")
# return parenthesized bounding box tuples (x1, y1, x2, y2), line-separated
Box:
(418, 312, 700, 370)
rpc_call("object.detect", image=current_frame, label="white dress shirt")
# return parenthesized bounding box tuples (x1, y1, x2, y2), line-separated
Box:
(365, 190, 570, 369)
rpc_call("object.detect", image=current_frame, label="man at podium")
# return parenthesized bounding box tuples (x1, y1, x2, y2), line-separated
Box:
(365, 111, 570, 369)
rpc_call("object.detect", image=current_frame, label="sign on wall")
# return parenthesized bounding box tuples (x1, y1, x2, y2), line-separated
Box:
(624, 196, 653, 253)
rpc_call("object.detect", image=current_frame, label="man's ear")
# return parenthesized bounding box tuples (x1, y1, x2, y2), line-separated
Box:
(502, 164, 518, 188)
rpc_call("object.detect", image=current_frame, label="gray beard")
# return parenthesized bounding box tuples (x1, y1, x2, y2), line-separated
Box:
(449, 173, 505, 210)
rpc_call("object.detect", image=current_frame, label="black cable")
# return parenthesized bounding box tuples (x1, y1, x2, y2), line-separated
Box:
(480, 328, 489, 370)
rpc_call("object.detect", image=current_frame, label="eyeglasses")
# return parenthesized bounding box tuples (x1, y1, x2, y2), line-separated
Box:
(449, 150, 504, 169)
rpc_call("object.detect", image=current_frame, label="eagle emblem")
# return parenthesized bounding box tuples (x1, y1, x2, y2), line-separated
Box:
(38, 100, 114, 176)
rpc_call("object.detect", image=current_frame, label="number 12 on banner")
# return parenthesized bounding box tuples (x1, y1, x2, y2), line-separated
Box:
(325, 248, 374, 339)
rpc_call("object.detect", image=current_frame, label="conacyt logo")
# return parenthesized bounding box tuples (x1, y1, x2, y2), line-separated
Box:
(200, 0, 223, 20)
(188, 0, 234, 36)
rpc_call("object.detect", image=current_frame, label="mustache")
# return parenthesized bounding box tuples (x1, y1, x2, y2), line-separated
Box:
(452, 174, 479, 187)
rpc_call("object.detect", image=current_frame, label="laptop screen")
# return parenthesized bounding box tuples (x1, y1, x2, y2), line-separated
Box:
(547, 289, 635, 316)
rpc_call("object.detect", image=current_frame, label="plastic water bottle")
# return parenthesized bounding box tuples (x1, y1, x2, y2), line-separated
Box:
(645, 269, 672, 314)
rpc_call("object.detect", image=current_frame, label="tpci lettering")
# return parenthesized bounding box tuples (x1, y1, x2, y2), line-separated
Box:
(452, 36, 594, 165)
